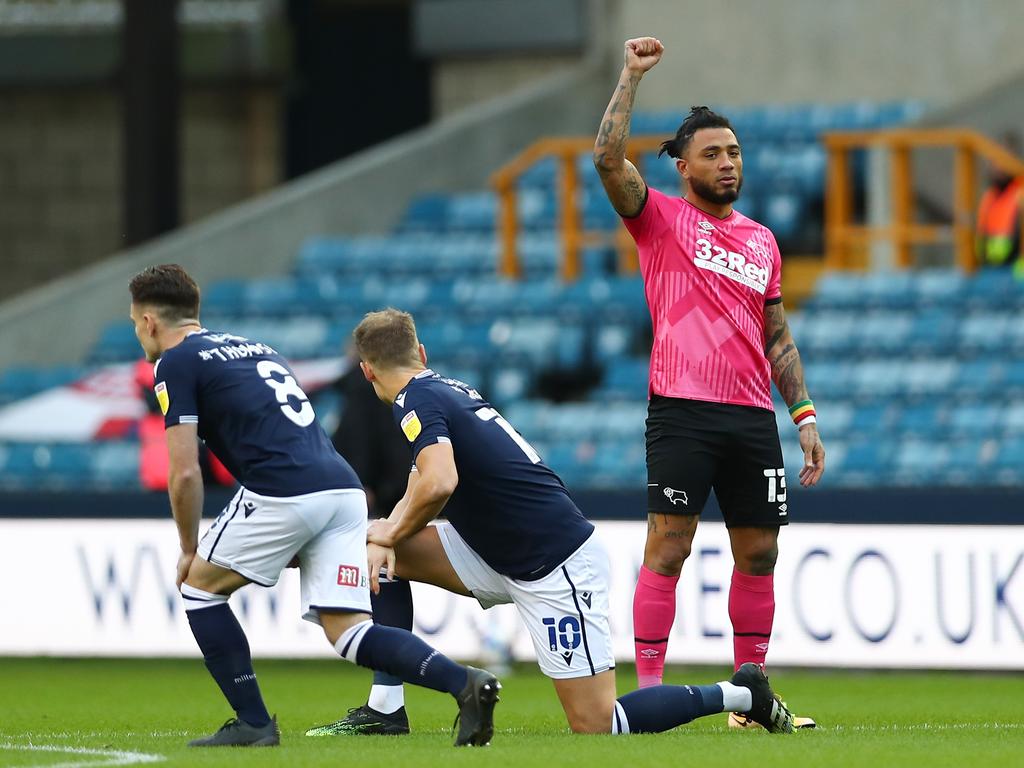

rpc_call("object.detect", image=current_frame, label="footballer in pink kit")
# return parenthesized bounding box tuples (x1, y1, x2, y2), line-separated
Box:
(594, 37, 826, 729)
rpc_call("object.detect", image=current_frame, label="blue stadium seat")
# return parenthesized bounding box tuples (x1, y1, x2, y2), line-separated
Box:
(902, 359, 957, 396)
(399, 195, 448, 232)
(958, 312, 1009, 354)
(911, 269, 964, 307)
(0, 365, 88, 404)
(1005, 402, 1024, 436)
(89, 324, 143, 363)
(893, 402, 946, 439)
(892, 439, 946, 486)
(89, 442, 139, 489)
(203, 280, 248, 316)
(595, 358, 648, 401)
(947, 403, 1001, 438)
(908, 310, 958, 356)
(990, 437, 1024, 485)
(838, 440, 892, 486)
(849, 402, 892, 438)
(953, 359, 1005, 399)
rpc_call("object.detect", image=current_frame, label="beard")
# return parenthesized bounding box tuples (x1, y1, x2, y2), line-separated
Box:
(687, 174, 742, 206)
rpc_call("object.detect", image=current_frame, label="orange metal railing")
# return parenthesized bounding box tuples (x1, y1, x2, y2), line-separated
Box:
(491, 136, 671, 281)
(493, 129, 1024, 280)
(823, 128, 1024, 271)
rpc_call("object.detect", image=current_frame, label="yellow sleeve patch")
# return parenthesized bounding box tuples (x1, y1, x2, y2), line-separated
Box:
(154, 381, 169, 416)
(400, 410, 421, 442)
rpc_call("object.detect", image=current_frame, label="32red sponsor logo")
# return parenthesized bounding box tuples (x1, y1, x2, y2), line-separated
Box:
(337, 564, 360, 587)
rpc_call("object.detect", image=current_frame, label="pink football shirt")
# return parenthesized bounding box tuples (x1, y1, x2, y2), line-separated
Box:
(622, 187, 782, 411)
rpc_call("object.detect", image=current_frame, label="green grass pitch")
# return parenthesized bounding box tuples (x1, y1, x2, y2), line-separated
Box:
(1, 658, 1021, 767)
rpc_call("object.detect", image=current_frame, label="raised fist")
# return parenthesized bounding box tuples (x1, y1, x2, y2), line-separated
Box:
(624, 37, 664, 73)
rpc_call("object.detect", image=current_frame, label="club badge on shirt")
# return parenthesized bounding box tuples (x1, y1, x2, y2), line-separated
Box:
(400, 410, 421, 442)
(154, 382, 169, 416)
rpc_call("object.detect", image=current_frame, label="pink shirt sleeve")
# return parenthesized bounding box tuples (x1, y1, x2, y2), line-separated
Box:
(621, 186, 673, 272)
(621, 186, 674, 242)
(766, 231, 783, 302)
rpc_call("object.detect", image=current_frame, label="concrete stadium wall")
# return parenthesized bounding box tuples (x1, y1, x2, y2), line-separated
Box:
(607, 0, 1024, 108)
(0, 58, 610, 370)
(0, 86, 281, 302)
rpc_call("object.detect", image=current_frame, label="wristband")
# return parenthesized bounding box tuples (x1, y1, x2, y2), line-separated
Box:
(788, 399, 816, 427)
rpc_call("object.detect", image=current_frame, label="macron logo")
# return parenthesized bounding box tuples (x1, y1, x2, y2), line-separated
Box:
(395, 392, 406, 408)
(337, 565, 360, 587)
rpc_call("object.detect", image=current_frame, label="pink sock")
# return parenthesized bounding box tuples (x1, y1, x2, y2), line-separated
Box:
(632, 565, 680, 688)
(729, 567, 775, 672)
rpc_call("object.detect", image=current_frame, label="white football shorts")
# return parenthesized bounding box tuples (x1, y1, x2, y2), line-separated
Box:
(436, 523, 614, 679)
(198, 486, 373, 623)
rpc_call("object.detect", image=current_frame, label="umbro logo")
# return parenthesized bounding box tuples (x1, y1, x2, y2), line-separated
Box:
(778, 503, 788, 516)
(395, 392, 406, 408)
(640, 648, 660, 658)
(698, 220, 716, 232)
(663, 487, 688, 506)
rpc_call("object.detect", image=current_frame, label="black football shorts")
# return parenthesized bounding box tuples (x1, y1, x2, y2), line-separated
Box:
(645, 395, 789, 528)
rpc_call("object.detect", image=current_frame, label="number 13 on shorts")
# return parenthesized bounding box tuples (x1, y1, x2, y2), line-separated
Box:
(763, 467, 786, 503)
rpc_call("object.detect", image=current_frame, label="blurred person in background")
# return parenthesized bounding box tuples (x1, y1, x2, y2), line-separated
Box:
(976, 132, 1024, 280)
(324, 344, 418, 734)
(593, 37, 824, 729)
(134, 358, 234, 491)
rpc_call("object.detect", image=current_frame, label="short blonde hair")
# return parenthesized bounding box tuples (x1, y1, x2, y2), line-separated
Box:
(353, 308, 421, 368)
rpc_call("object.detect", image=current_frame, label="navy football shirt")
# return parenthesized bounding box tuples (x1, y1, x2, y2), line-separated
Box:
(393, 370, 594, 580)
(154, 329, 360, 497)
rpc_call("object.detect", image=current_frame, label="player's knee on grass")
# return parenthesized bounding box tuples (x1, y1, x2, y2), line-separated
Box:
(319, 609, 373, 645)
(554, 672, 617, 734)
(564, 699, 616, 734)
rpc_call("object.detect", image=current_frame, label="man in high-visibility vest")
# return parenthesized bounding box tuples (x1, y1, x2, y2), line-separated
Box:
(976, 133, 1024, 280)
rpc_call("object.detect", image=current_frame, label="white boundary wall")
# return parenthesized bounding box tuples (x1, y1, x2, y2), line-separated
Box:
(2, 519, 1021, 668)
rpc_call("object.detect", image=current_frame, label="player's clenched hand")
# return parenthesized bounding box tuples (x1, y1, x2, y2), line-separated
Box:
(367, 519, 397, 548)
(798, 424, 825, 487)
(176, 550, 195, 589)
(624, 37, 664, 73)
(367, 543, 396, 594)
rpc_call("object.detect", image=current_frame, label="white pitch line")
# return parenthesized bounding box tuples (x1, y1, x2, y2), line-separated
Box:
(0, 743, 165, 768)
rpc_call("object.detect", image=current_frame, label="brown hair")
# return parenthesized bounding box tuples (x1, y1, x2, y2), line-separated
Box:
(129, 264, 200, 323)
(353, 308, 421, 368)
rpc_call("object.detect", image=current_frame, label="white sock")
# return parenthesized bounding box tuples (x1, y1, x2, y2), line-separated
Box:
(717, 681, 752, 713)
(611, 701, 630, 734)
(333, 620, 374, 663)
(368, 684, 405, 714)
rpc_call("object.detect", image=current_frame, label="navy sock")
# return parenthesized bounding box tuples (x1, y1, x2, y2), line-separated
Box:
(186, 603, 271, 728)
(370, 579, 413, 688)
(616, 684, 724, 733)
(348, 624, 467, 696)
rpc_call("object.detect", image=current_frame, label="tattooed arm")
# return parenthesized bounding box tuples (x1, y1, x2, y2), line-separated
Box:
(764, 301, 826, 487)
(593, 37, 664, 217)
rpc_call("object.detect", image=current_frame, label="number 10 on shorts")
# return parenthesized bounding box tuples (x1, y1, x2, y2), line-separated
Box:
(763, 468, 786, 503)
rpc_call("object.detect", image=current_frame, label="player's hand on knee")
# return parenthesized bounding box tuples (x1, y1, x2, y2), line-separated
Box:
(367, 519, 397, 547)
(176, 550, 196, 589)
(367, 543, 396, 594)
